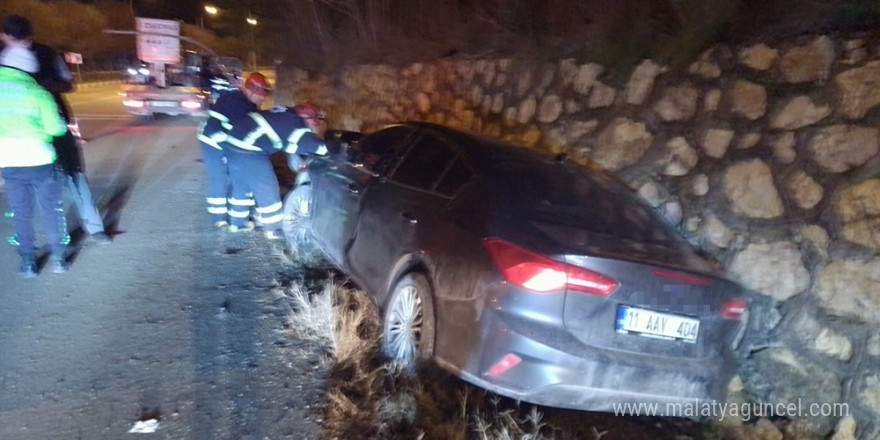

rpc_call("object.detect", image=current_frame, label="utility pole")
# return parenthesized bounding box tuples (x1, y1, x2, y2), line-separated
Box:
(246, 14, 258, 70)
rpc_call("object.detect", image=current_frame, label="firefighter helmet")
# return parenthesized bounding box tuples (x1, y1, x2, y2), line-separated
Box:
(243, 72, 271, 97)
(293, 102, 325, 128)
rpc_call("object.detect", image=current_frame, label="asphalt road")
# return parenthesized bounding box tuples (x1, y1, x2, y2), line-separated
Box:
(0, 84, 323, 439)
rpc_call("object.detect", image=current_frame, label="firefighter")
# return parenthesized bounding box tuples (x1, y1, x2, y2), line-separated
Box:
(222, 103, 328, 239)
(196, 71, 270, 228)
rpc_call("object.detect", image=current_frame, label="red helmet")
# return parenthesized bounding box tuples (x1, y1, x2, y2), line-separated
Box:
(243, 72, 271, 97)
(293, 102, 325, 128)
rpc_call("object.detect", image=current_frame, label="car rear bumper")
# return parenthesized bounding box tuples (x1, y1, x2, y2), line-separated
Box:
(123, 98, 208, 117)
(125, 106, 207, 117)
(440, 309, 737, 415)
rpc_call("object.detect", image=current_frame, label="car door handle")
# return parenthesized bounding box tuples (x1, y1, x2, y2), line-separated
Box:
(400, 211, 418, 224)
(345, 183, 359, 194)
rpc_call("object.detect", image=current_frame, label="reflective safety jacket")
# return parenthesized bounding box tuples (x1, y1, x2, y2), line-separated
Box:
(197, 90, 258, 150)
(224, 106, 327, 157)
(0, 66, 67, 168)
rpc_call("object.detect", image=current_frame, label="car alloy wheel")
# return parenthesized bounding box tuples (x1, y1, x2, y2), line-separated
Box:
(382, 273, 435, 370)
(281, 184, 323, 266)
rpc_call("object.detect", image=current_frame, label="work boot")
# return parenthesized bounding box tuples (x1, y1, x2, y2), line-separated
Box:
(228, 221, 255, 233)
(264, 230, 283, 240)
(89, 232, 112, 244)
(213, 220, 229, 229)
(48, 255, 68, 274)
(19, 258, 37, 279)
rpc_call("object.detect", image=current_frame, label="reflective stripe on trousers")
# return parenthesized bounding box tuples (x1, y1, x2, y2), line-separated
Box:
(225, 149, 282, 231)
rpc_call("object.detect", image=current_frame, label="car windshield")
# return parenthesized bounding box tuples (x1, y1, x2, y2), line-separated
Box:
(496, 160, 686, 248)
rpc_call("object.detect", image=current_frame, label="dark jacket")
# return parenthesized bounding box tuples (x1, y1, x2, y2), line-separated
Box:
(223, 106, 327, 157)
(197, 90, 258, 150)
(31, 43, 74, 123)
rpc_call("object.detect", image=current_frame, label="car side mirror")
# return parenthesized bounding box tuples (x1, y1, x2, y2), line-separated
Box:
(325, 139, 347, 156)
(324, 130, 364, 157)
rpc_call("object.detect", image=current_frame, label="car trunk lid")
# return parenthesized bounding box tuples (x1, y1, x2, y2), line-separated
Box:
(558, 253, 745, 359)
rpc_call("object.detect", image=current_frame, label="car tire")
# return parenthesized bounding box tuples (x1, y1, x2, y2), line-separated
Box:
(281, 184, 323, 266)
(382, 272, 436, 370)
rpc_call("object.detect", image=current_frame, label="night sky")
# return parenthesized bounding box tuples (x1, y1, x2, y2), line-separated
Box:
(128, 0, 201, 24)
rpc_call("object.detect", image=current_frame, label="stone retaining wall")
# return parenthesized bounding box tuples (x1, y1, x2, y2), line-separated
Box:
(277, 32, 880, 439)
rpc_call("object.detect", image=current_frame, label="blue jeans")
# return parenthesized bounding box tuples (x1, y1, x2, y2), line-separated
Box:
(53, 129, 104, 235)
(63, 170, 104, 235)
(1, 164, 68, 259)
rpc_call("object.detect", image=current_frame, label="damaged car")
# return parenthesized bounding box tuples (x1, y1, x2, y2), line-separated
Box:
(282, 122, 749, 415)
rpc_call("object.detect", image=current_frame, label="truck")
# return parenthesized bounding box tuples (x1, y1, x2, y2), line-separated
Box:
(108, 18, 243, 120)
(119, 51, 242, 119)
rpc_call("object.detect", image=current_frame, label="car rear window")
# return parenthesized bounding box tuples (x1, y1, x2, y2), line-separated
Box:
(497, 161, 685, 247)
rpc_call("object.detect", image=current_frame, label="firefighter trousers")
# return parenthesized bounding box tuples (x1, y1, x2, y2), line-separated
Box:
(226, 149, 282, 232)
(200, 141, 230, 224)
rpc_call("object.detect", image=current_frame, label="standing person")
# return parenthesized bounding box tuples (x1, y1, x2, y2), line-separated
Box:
(197, 71, 271, 228)
(223, 103, 328, 239)
(1, 14, 110, 243)
(0, 45, 69, 277)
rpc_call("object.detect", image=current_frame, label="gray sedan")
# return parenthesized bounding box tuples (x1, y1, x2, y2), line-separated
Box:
(283, 122, 749, 415)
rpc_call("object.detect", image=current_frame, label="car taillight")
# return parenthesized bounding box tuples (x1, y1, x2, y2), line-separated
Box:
(483, 238, 618, 296)
(721, 297, 748, 320)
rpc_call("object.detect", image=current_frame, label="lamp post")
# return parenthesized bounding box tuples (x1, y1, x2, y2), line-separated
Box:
(200, 5, 218, 29)
(246, 15, 258, 71)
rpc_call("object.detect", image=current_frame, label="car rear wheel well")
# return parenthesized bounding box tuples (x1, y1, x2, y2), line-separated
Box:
(384, 257, 429, 305)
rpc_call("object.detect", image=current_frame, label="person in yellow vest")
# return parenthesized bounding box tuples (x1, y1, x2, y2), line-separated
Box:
(0, 45, 69, 277)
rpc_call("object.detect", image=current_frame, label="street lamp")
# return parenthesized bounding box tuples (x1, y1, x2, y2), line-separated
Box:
(246, 15, 258, 70)
(201, 5, 218, 29)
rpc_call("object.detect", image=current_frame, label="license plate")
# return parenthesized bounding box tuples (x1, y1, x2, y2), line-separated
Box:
(615, 306, 699, 342)
(151, 101, 177, 107)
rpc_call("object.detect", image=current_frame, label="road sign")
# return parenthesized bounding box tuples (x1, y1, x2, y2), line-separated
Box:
(64, 52, 82, 64)
(135, 17, 180, 64)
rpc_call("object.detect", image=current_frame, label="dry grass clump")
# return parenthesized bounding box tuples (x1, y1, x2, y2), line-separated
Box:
(284, 280, 335, 345)
(329, 284, 381, 363)
(283, 274, 379, 360)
